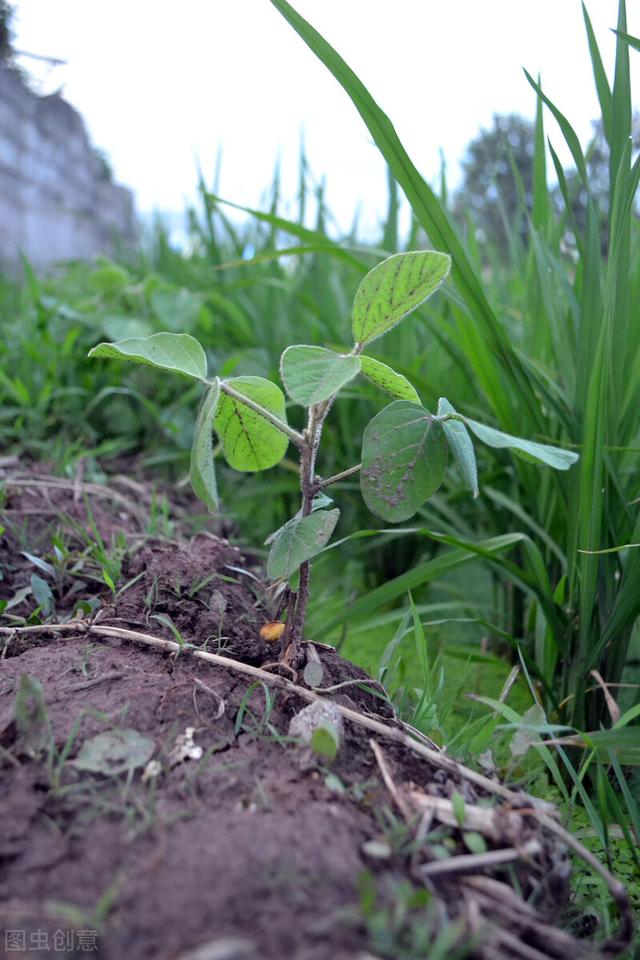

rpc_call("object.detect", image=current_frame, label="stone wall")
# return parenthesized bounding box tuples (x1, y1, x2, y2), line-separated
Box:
(0, 64, 136, 273)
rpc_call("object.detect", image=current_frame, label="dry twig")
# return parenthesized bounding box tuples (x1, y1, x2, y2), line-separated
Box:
(418, 838, 543, 878)
(369, 739, 414, 822)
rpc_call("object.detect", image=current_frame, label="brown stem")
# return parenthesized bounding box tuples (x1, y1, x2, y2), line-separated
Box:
(279, 584, 297, 658)
(285, 401, 330, 661)
(316, 463, 361, 490)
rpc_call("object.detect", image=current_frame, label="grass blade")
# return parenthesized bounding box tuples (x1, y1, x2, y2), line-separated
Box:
(582, 3, 613, 142)
(315, 533, 524, 635)
(205, 193, 366, 272)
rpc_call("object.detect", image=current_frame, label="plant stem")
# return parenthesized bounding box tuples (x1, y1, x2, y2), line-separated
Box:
(210, 378, 339, 663)
(217, 379, 305, 448)
(286, 399, 333, 661)
(316, 463, 361, 489)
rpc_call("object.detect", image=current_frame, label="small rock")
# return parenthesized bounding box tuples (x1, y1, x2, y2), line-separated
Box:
(361, 839, 392, 861)
(288, 700, 343, 745)
(169, 727, 203, 766)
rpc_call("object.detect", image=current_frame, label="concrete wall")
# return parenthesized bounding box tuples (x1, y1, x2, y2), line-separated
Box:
(0, 64, 136, 272)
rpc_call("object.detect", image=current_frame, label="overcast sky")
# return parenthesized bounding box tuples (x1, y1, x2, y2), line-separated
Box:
(11, 1, 640, 235)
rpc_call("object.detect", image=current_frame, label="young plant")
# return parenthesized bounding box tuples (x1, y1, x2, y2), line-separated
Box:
(89, 250, 578, 665)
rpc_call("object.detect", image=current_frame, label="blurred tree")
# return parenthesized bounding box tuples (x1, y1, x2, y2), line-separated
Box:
(453, 114, 535, 252)
(453, 112, 639, 255)
(562, 115, 640, 238)
(0, 1, 14, 62)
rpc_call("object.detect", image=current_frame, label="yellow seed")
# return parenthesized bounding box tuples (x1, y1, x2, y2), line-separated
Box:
(260, 621, 285, 643)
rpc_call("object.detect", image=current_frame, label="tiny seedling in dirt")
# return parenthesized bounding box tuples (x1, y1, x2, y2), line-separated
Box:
(89, 251, 578, 666)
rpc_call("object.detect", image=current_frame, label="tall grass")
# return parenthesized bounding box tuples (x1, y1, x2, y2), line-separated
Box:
(261, 0, 640, 914)
(269, 0, 640, 740)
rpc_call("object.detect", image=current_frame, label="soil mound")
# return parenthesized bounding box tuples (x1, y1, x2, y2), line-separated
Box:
(0, 464, 631, 959)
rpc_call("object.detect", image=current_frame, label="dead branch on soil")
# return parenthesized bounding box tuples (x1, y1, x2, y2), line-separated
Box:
(193, 677, 226, 719)
(408, 789, 527, 844)
(370, 737, 415, 822)
(0, 618, 632, 953)
(418, 838, 543, 878)
(464, 875, 589, 955)
(2, 474, 148, 525)
(370, 741, 597, 958)
(62, 671, 125, 692)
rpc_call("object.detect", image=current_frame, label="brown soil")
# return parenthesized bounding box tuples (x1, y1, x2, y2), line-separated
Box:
(0, 462, 630, 960)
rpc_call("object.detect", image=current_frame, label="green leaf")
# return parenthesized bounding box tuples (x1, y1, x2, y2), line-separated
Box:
(309, 492, 334, 512)
(510, 703, 547, 758)
(463, 417, 579, 471)
(71, 730, 156, 776)
(549, 728, 640, 767)
(360, 401, 447, 522)
(190, 381, 220, 511)
(101, 315, 154, 342)
(150, 288, 202, 330)
(215, 376, 289, 472)
(437, 398, 478, 497)
(150, 613, 185, 648)
(360, 356, 420, 402)
(280, 345, 360, 405)
(451, 791, 466, 828)
(266, 508, 340, 580)
(614, 701, 640, 730)
(613, 29, 640, 53)
(311, 720, 340, 761)
(582, 5, 612, 142)
(532, 73, 550, 231)
(102, 569, 116, 594)
(89, 262, 129, 294)
(524, 70, 589, 186)
(463, 832, 487, 855)
(2, 585, 32, 613)
(352, 251, 450, 345)
(22, 551, 55, 578)
(31, 574, 54, 616)
(88, 332, 207, 381)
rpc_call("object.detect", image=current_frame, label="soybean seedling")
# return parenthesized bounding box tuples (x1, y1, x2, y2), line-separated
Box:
(89, 250, 578, 665)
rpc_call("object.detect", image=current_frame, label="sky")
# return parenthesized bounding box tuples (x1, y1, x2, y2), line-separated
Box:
(11, 1, 640, 237)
